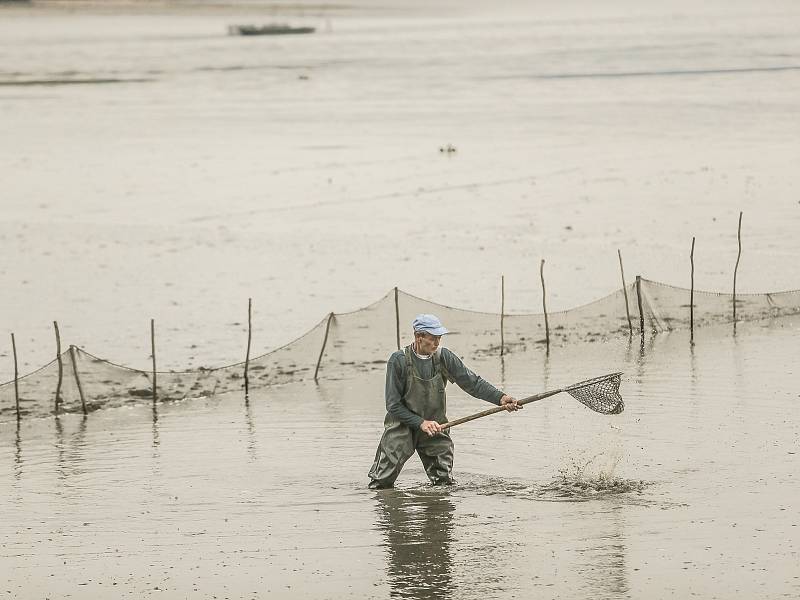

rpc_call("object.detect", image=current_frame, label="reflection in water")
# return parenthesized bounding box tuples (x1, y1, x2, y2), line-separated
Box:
(152, 402, 160, 449)
(375, 490, 455, 600)
(542, 346, 551, 391)
(688, 341, 701, 426)
(313, 378, 346, 420)
(151, 402, 161, 475)
(633, 332, 655, 385)
(731, 331, 747, 412)
(55, 414, 64, 477)
(14, 420, 22, 480)
(623, 335, 634, 366)
(55, 415, 88, 482)
(576, 508, 629, 599)
(244, 398, 257, 462)
(537, 348, 552, 431)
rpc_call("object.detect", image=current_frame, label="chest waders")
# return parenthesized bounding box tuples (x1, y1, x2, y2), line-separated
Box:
(368, 346, 455, 489)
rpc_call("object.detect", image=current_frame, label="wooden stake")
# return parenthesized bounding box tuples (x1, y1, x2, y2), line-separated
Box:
(690, 237, 695, 344)
(314, 312, 334, 382)
(540, 260, 550, 347)
(11, 333, 20, 420)
(733, 211, 743, 325)
(244, 298, 252, 398)
(394, 287, 400, 351)
(69, 345, 87, 415)
(500, 275, 505, 357)
(151, 319, 157, 403)
(54, 321, 63, 413)
(617, 249, 633, 336)
(636, 275, 645, 338)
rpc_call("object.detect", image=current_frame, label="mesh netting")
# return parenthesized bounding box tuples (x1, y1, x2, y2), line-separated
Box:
(565, 372, 624, 415)
(2, 278, 799, 420)
(637, 279, 800, 332)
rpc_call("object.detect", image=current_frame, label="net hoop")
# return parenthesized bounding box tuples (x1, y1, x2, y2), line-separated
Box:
(564, 371, 624, 415)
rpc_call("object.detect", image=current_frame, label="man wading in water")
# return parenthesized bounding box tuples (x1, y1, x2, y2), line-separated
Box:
(368, 314, 522, 489)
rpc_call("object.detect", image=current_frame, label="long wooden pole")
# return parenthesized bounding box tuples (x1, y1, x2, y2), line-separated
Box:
(442, 388, 562, 430)
(540, 259, 550, 348)
(314, 312, 334, 382)
(500, 275, 505, 357)
(690, 237, 695, 344)
(11, 333, 19, 420)
(618, 249, 633, 336)
(636, 275, 645, 338)
(394, 287, 400, 351)
(442, 371, 622, 431)
(733, 211, 743, 325)
(244, 298, 252, 398)
(151, 319, 157, 403)
(69, 345, 87, 415)
(54, 321, 63, 413)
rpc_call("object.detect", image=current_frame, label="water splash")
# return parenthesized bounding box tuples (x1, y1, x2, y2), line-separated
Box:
(459, 452, 651, 503)
(538, 451, 648, 500)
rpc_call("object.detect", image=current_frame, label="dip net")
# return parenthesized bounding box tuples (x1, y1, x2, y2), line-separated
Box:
(563, 372, 624, 415)
(2, 278, 799, 420)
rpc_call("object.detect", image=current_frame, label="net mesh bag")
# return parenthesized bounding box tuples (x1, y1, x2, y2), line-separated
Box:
(564, 372, 624, 415)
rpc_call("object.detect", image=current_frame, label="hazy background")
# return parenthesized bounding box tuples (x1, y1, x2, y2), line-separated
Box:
(1, 0, 799, 375)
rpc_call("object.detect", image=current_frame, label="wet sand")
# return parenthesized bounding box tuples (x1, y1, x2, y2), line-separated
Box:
(2, 316, 799, 598)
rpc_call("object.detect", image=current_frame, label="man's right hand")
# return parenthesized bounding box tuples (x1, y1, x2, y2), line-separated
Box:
(420, 420, 443, 436)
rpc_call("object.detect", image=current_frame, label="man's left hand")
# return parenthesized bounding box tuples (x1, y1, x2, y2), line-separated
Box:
(500, 395, 522, 412)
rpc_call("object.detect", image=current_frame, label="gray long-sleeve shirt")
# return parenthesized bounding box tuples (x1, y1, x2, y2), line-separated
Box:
(385, 346, 504, 429)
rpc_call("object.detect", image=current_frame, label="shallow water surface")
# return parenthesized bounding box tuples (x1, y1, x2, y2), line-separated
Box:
(2, 316, 798, 598)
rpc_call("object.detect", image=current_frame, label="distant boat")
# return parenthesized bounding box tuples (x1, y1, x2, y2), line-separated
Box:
(228, 24, 316, 36)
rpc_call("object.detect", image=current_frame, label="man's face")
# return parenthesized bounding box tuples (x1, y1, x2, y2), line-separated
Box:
(416, 332, 441, 355)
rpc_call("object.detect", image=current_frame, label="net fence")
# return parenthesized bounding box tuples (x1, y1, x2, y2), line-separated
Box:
(2, 278, 799, 420)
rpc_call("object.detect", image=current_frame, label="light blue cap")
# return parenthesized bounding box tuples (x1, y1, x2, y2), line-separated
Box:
(412, 314, 449, 336)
